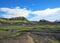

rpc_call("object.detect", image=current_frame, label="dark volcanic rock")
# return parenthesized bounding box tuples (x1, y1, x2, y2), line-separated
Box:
(0, 29, 60, 43)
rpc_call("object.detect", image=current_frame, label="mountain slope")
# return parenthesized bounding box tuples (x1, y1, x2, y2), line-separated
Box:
(0, 17, 29, 25)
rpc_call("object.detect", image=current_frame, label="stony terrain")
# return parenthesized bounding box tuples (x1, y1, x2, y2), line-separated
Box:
(0, 29, 60, 43)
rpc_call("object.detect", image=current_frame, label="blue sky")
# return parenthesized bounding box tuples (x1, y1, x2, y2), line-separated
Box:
(0, 0, 60, 21)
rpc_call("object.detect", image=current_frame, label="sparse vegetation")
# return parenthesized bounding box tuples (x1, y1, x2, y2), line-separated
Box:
(0, 17, 60, 43)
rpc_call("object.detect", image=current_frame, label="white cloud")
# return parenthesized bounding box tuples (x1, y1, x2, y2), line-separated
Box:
(30, 8, 60, 21)
(32, 8, 60, 16)
(0, 7, 60, 21)
(0, 7, 31, 18)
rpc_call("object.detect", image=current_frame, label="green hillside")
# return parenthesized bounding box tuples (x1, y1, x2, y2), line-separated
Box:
(0, 17, 29, 25)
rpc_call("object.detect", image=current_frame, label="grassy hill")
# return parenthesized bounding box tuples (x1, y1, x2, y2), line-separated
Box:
(0, 17, 60, 30)
(0, 17, 29, 25)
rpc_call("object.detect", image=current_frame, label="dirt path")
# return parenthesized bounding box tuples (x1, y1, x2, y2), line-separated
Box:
(26, 32, 35, 43)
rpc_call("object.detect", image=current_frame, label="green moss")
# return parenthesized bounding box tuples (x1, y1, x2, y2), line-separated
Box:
(48, 38, 60, 43)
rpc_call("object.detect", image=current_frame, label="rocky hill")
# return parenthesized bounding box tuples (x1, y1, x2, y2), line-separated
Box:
(0, 17, 30, 25)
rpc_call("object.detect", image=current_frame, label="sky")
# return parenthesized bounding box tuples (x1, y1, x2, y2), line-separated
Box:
(0, 0, 60, 21)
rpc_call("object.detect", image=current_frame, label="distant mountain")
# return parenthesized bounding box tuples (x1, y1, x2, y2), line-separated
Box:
(38, 19, 60, 25)
(55, 20, 60, 23)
